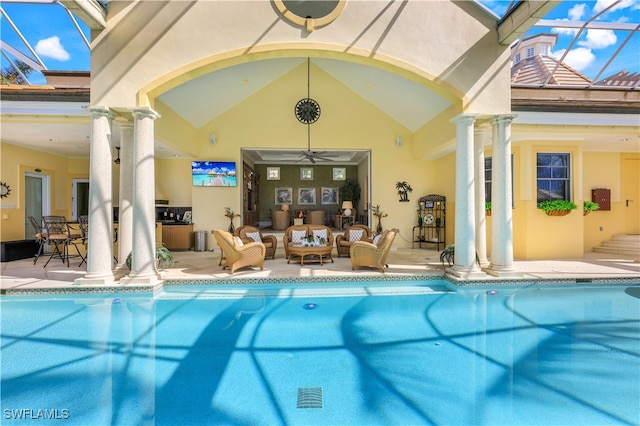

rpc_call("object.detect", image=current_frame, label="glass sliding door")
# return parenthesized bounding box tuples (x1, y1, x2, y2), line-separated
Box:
(24, 172, 50, 239)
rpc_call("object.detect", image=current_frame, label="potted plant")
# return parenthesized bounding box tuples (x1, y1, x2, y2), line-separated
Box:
(371, 204, 388, 234)
(539, 199, 578, 216)
(126, 243, 175, 270)
(583, 200, 600, 216)
(485, 201, 492, 216)
(339, 179, 361, 209)
(224, 207, 240, 232)
(395, 181, 413, 202)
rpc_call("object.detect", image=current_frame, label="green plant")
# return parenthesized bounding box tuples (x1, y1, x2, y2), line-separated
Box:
(439, 244, 480, 267)
(440, 244, 455, 267)
(538, 199, 578, 212)
(126, 243, 175, 270)
(339, 179, 361, 206)
(395, 181, 413, 202)
(583, 201, 600, 212)
(485, 201, 492, 211)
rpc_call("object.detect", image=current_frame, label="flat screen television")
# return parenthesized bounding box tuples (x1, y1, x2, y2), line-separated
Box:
(191, 161, 237, 187)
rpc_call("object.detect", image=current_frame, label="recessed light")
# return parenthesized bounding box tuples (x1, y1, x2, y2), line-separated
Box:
(49, 138, 58, 142)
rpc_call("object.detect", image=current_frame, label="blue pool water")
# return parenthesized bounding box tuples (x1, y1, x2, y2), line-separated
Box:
(2, 282, 639, 425)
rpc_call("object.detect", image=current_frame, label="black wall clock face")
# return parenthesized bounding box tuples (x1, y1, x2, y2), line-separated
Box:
(295, 98, 321, 124)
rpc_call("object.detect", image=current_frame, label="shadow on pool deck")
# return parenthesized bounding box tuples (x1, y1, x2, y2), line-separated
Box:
(1, 247, 639, 293)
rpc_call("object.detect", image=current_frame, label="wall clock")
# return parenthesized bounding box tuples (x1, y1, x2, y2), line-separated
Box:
(424, 213, 434, 225)
(0, 182, 11, 198)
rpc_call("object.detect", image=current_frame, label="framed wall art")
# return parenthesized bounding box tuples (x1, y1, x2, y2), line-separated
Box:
(300, 167, 313, 180)
(333, 167, 346, 180)
(275, 187, 293, 205)
(266, 167, 280, 180)
(321, 187, 339, 205)
(298, 187, 316, 205)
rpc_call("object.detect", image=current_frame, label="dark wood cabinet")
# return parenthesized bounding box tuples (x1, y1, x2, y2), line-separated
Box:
(243, 162, 260, 226)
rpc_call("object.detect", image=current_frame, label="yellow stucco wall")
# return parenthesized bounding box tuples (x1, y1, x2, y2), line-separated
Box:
(0, 143, 89, 241)
(92, 1, 510, 116)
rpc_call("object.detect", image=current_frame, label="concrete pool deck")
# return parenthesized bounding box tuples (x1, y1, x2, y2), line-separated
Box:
(2, 245, 639, 294)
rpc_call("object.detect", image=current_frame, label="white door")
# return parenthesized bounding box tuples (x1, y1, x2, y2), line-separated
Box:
(24, 172, 50, 239)
(72, 179, 90, 221)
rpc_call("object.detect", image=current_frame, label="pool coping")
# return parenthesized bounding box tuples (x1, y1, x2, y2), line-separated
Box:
(1, 273, 638, 296)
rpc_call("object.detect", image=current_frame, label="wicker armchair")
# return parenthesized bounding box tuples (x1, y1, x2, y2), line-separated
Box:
(350, 228, 398, 273)
(214, 229, 266, 273)
(336, 224, 372, 257)
(234, 225, 277, 259)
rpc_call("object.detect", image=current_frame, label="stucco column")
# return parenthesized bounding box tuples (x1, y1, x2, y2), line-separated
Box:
(474, 128, 490, 268)
(116, 122, 134, 272)
(75, 106, 115, 285)
(488, 114, 522, 277)
(120, 107, 162, 285)
(450, 114, 485, 278)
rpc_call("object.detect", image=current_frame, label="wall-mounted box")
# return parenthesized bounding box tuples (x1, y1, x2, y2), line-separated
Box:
(591, 188, 611, 211)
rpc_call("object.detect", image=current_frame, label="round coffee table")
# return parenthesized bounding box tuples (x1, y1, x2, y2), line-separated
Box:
(287, 244, 333, 266)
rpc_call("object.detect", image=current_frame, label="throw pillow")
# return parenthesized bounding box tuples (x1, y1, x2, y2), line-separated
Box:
(372, 234, 382, 245)
(246, 231, 261, 242)
(233, 236, 244, 247)
(349, 229, 364, 242)
(313, 228, 328, 242)
(291, 229, 307, 243)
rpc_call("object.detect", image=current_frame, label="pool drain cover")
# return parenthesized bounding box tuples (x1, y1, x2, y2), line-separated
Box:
(297, 387, 323, 409)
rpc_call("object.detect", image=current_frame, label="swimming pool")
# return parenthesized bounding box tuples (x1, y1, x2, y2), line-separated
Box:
(2, 282, 639, 425)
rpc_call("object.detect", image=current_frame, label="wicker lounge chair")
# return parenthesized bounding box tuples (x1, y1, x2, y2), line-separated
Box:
(350, 228, 398, 273)
(336, 224, 372, 257)
(214, 229, 266, 273)
(234, 225, 277, 259)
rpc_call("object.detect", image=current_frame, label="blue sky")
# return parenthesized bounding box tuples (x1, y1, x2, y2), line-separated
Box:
(1, 0, 638, 85)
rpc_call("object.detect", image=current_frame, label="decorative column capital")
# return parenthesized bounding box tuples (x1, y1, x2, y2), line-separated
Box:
(86, 106, 116, 119)
(491, 114, 518, 126)
(129, 107, 161, 120)
(450, 113, 479, 125)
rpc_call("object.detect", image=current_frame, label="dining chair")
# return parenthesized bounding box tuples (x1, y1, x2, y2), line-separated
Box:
(78, 215, 89, 266)
(42, 215, 85, 267)
(28, 216, 48, 265)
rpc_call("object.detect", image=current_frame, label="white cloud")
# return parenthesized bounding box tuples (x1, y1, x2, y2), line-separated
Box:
(551, 4, 585, 36)
(35, 36, 70, 61)
(553, 47, 596, 71)
(578, 29, 617, 49)
(594, 0, 637, 13)
(568, 3, 586, 20)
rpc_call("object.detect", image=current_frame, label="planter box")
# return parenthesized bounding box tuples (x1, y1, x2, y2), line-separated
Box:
(545, 210, 571, 216)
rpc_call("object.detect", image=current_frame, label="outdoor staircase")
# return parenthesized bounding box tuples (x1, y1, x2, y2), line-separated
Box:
(593, 234, 640, 258)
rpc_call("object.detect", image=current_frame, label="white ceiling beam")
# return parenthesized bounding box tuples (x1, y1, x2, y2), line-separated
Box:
(497, 0, 561, 45)
(60, 0, 105, 30)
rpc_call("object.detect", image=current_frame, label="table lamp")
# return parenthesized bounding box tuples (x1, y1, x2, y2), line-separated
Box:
(342, 201, 353, 217)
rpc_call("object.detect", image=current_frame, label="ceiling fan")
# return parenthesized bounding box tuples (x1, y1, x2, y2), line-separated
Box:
(294, 58, 334, 163)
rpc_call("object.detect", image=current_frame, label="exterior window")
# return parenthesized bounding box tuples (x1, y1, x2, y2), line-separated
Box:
(514, 53, 521, 64)
(484, 156, 514, 204)
(526, 47, 535, 58)
(537, 153, 571, 203)
(541, 45, 549, 56)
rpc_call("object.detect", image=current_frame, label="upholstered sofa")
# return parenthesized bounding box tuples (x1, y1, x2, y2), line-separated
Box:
(283, 224, 334, 260)
(335, 224, 372, 257)
(214, 229, 266, 273)
(234, 225, 277, 259)
(350, 228, 398, 273)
